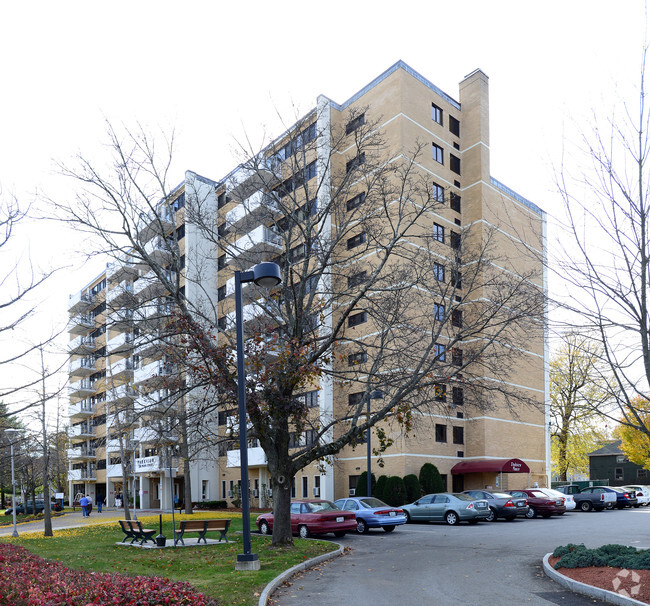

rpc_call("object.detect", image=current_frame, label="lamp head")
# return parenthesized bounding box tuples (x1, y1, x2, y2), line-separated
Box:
(252, 262, 282, 288)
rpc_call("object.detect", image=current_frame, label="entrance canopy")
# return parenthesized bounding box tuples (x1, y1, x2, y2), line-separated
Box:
(451, 458, 530, 475)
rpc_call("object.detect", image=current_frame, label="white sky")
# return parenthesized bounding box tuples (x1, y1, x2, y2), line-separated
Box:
(0, 0, 647, 420)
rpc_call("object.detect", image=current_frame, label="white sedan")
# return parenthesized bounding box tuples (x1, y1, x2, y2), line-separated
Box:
(531, 487, 576, 511)
(622, 485, 650, 506)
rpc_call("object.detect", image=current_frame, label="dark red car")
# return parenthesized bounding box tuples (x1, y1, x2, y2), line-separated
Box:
(508, 489, 566, 518)
(256, 499, 357, 538)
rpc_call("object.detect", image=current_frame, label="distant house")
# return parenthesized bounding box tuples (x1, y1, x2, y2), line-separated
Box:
(588, 440, 648, 486)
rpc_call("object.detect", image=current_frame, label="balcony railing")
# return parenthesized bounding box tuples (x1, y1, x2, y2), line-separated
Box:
(68, 314, 95, 335)
(68, 379, 95, 399)
(136, 207, 174, 243)
(107, 331, 135, 354)
(133, 360, 177, 388)
(225, 225, 282, 263)
(227, 446, 268, 468)
(107, 357, 134, 380)
(67, 424, 96, 439)
(134, 269, 177, 301)
(68, 400, 95, 418)
(106, 281, 135, 308)
(69, 357, 97, 377)
(107, 257, 138, 284)
(105, 384, 138, 405)
(68, 335, 96, 355)
(225, 190, 279, 233)
(68, 291, 94, 315)
(67, 447, 96, 460)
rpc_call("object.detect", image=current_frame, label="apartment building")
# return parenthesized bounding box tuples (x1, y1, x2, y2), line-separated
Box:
(67, 61, 548, 508)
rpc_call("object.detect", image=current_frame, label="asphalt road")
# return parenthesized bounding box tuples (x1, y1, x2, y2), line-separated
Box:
(270, 506, 650, 605)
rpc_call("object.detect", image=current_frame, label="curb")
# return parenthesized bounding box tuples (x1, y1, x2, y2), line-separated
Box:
(543, 553, 647, 605)
(258, 541, 345, 606)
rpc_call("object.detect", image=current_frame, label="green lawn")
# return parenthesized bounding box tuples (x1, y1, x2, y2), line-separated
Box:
(0, 512, 337, 605)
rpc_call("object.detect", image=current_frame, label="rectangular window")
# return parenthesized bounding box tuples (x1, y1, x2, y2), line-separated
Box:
(221, 480, 226, 499)
(434, 383, 447, 402)
(450, 154, 461, 175)
(348, 351, 367, 366)
(291, 477, 296, 499)
(304, 390, 319, 408)
(347, 192, 366, 211)
(347, 232, 367, 249)
(435, 343, 446, 362)
(453, 426, 464, 444)
(616, 455, 626, 463)
(302, 476, 309, 498)
(432, 143, 444, 164)
(217, 192, 227, 209)
(348, 271, 367, 288)
(615, 467, 624, 480)
(346, 113, 365, 135)
(452, 348, 463, 367)
(217, 316, 226, 330)
(348, 392, 365, 407)
(434, 303, 445, 322)
(348, 311, 367, 327)
(449, 116, 460, 136)
(202, 480, 209, 500)
(218, 255, 226, 271)
(289, 243, 306, 261)
(638, 469, 647, 479)
(452, 386, 464, 407)
(432, 182, 445, 203)
(452, 309, 462, 328)
(451, 270, 462, 289)
(346, 153, 366, 174)
(431, 103, 443, 125)
(433, 223, 445, 243)
(450, 231, 461, 250)
(435, 424, 447, 442)
(450, 193, 461, 213)
(217, 285, 226, 301)
(434, 262, 445, 282)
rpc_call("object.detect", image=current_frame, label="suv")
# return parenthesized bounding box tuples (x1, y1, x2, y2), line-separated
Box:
(5, 500, 61, 515)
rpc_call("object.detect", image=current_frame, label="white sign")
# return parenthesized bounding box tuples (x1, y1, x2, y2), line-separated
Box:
(135, 456, 160, 473)
(55, 493, 64, 500)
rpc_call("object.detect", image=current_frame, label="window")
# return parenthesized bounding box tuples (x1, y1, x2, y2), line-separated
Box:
(304, 161, 317, 182)
(347, 232, 367, 249)
(449, 116, 460, 137)
(434, 303, 445, 322)
(435, 424, 447, 442)
(217, 223, 227, 238)
(434, 262, 445, 282)
(348, 311, 367, 327)
(217, 255, 226, 271)
(348, 392, 365, 407)
(289, 243, 306, 261)
(616, 455, 626, 463)
(291, 477, 296, 499)
(217, 316, 226, 330)
(451, 270, 462, 289)
(217, 192, 227, 208)
(348, 271, 368, 288)
(348, 351, 367, 366)
(451, 309, 463, 328)
(302, 476, 309, 498)
(346, 153, 366, 173)
(346, 113, 365, 135)
(433, 182, 445, 203)
(453, 426, 464, 444)
(433, 223, 445, 243)
(434, 343, 446, 362)
(431, 103, 443, 125)
(615, 467, 624, 480)
(347, 192, 366, 211)
(432, 143, 443, 164)
(638, 469, 647, 480)
(201, 480, 209, 500)
(452, 348, 463, 367)
(450, 154, 461, 175)
(217, 285, 226, 301)
(450, 193, 461, 212)
(450, 231, 461, 250)
(434, 383, 447, 402)
(453, 387, 464, 407)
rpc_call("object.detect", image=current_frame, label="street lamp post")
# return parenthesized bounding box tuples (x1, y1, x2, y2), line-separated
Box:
(5, 429, 20, 538)
(234, 262, 281, 572)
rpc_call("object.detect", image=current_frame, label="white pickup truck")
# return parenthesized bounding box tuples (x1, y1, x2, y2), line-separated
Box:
(556, 485, 617, 511)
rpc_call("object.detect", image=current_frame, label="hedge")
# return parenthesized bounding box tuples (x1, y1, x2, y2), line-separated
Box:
(553, 543, 650, 570)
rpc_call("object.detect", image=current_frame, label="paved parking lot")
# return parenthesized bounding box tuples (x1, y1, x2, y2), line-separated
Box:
(271, 506, 650, 605)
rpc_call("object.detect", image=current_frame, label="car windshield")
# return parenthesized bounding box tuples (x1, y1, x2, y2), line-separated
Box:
(530, 490, 548, 498)
(453, 494, 475, 501)
(359, 498, 388, 509)
(492, 493, 512, 498)
(305, 501, 339, 513)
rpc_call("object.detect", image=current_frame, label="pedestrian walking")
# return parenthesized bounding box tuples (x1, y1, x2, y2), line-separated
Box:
(80, 495, 89, 517)
(96, 494, 103, 513)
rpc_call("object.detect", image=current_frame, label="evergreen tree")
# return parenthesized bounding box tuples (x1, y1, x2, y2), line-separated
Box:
(403, 473, 421, 503)
(419, 463, 444, 494)
(383, 476, 407, 506)
(355, 472, 376, 497)
(374, 475, 388, 501)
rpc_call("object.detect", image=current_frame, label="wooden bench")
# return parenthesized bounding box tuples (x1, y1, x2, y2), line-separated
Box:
(118, 519, 156, 545)
(174, 519, 231, 545)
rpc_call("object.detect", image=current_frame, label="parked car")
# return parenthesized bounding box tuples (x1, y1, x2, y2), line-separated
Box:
(508, 489, 566, 518)
(4, 500, 61, 515)
(575, 486, 625, 510)
(256, 500, 356, 538)
(555, 484, 582, 495)
(533, 487, 576, 511)
(621, 485, 650, 506)
(462, 490, 529, 521)
(402, 493, 491, 525)
(602, 486, 638, 509)
(333, 496, 407, 534)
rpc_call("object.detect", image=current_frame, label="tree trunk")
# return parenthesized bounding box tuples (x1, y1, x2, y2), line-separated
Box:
(271, 471, 294, 547)
(179, 414, 193, 514)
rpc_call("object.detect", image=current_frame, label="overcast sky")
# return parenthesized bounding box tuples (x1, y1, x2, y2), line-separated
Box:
(0, 0, 647, 416)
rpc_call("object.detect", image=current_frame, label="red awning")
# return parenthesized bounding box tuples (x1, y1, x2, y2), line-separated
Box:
(450, 458, 530, 474)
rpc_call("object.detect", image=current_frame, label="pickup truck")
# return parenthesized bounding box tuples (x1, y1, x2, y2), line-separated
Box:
(556, 485, 616, 511)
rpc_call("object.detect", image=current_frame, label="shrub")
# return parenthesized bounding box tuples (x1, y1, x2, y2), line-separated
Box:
(355, 472, 376, 497)
(419, 463, 444, 494)
(403, 474, 421, 503)
(553, 543, 650, 570)
(383, 476, 407, 506)
(374, 475, 388, 501)
(193, 500, 228, 510)
(0, 543, 218, 605)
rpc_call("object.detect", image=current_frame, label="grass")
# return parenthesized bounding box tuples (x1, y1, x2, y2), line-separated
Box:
(0, 511, 337, 605)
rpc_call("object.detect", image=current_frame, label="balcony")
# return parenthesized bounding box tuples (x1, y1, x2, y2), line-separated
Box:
(106, 463, 124, 478)
(106, 281, 135, 309)
(107, 257, 138, 284)
(68, 423, 96, 440)
(133, 360, 178, 389)
(107, 357, 134, 381)
(81, 466, 97, 481)
(68, 291, 94, 315)
(225, 190, 279, 233)
(109, 309, 134, 331)
(134, 269, 177, 301)
(68, 335, 96, 355)
(68, 379, 95, 399)
(69, 356, 97, 378)
(226, 161, 276, 201)
(107, 331, 135, 354)
(107, 410, 135, 428)
(137, 236, 175, 268)
(136, 207, 174, 243)
(105, 384, 138, 405)
(68, 314, 95, 335)
(141, 300, 174, 329)
(134, 331, 163, 359)
(67, 447, 96, 460)
(226, 302, 269, 327)
(68, 469, 82, 482)
(225, 225, 282, 263)
(227, 446, 268, 468)
(134, 389, 174, 414)
(106, 438, 134, 453)
(133, 426, 177, 445)
(68, 400, 95, 419)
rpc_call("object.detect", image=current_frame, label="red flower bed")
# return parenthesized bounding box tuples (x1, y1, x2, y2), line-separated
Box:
(0, 544, 218, 605)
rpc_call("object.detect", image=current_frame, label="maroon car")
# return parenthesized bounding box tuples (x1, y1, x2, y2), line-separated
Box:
(256, 499, 357, 538)
(508, 489, 566, 518)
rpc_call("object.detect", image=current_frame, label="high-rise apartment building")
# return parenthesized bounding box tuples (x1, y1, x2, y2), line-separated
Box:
(66, 61, 548, 509)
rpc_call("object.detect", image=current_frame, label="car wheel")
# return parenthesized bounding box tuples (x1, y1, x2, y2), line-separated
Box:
(605, 502, 614, 510)
(404, 511, 412, 523)
(298, 525, 310, 539)
(485, 508, 497, 522)
(579, 501, 593, 512)
(333, 531, 346, 537)
(383, 525, 395, 533)
(445, 511, 459, 526)
(355, 519, 368, 534)
(525, 507, 536, 519)
(259, 520, 270, 535)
